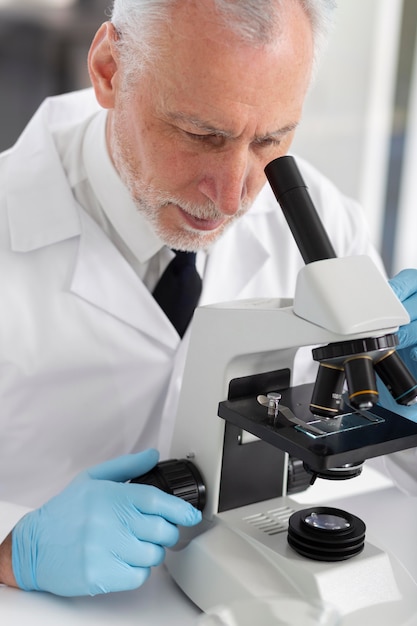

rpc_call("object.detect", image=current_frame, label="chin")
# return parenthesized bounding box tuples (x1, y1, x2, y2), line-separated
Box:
(154, 218, 228, 251)
(160, 230, 217, 252)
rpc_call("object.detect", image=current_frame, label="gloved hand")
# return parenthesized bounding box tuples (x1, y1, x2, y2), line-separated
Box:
(11, 449, 202, 596)
(389, 269, 417, 362)
(377, 269, 417, 421)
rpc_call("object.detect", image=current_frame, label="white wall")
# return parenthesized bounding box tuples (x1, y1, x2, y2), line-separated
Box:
(392, 28, 417, 274)
(292, 0, 403, 252)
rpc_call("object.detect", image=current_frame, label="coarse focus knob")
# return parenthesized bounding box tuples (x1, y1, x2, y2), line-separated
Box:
(131, 458, 206, 511)
(286, 457, 313, 494)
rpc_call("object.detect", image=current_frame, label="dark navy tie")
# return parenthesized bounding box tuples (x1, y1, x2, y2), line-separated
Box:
(153, 250, 202, 338)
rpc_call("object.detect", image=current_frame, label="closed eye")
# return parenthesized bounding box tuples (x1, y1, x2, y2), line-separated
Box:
(184, 130, 227, 147)
(252, 137, 282, 149)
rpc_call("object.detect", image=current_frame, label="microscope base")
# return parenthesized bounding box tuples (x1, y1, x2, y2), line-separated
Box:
(165, 496, 417, 625)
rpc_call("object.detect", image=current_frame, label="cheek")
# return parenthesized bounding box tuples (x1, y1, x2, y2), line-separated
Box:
(151, 150, 203, 194)
(131, 125, 201, 191)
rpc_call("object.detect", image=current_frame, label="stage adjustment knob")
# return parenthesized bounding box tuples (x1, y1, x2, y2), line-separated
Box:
(286, 457, 313, 494)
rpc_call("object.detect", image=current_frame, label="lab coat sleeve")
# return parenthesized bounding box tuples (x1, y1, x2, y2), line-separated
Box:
(0, 501, 31, 542)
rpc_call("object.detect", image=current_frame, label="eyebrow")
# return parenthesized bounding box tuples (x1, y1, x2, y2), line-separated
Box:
(166, 111, 299, 141)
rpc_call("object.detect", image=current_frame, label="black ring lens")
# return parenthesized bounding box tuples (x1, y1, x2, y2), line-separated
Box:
(288, 506, 366, 561)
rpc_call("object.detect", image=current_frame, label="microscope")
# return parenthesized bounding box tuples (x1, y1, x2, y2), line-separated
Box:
(134, 157, 417, 624)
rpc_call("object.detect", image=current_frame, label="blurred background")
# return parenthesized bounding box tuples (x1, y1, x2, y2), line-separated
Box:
(0, 0, 416, 277)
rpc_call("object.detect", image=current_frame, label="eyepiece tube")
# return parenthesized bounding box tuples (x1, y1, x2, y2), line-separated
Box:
(265, 156, 337, 264)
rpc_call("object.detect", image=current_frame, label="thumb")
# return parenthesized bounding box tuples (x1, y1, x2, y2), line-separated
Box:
(85, 449, 160, 483)
(389, 268, 417, 302)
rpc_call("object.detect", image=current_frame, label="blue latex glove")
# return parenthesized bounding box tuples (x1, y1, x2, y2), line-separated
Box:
(389, 269, 417, 360)
(377, 269, 417, 421)
(11, 449, 202, 596)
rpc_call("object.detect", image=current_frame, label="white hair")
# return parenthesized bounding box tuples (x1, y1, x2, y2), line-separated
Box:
(110, 0, 336, 79)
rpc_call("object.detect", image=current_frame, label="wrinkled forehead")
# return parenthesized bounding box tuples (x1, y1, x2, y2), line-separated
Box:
(144, 1, 313, 137)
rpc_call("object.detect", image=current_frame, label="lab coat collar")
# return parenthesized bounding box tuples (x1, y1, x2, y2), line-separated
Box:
(6, 106, 82, 252)
(68, 208, 270, 346)
(69, 207, 270, 348)
(71, 208, 181, 349)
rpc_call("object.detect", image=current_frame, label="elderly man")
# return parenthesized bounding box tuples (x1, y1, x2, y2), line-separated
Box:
(0, 0, 416, 597)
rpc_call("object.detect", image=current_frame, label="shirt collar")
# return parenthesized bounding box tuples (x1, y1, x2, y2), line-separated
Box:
(82, 110, 164, 263)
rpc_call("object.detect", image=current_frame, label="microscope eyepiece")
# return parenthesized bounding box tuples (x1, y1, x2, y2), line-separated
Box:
(265, 156, 336, 264)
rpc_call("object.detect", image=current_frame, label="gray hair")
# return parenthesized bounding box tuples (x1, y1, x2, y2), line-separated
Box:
(110, 0, 337, 79)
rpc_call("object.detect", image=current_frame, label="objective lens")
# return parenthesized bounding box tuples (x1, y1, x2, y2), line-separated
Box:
(344, 355, 379, 410)
(374, 350, 417, 406)
(310, 362, 345, 417)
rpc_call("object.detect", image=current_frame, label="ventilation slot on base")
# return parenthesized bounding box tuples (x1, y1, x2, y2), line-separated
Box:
(243, 505, 295, 536)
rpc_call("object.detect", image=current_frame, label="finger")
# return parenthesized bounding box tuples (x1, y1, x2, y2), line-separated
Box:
(90, 563, 152, 595)
(126, 483, 202, 527)
(401, 291, 417, 322)
(118, 566, 151, 593)
(86, 449, 159, 483)
(118, 538, 166, 569)
(397, 319, 417, 349)
(398, 345, 417, 370)
(389, 268, 417, 302)
(128, 513, 180, 548)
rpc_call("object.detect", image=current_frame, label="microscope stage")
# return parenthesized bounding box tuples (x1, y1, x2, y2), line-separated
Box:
(218, 383, 417, 472)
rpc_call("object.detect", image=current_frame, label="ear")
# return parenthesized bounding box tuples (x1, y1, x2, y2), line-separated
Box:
(88, 22, 120, 109)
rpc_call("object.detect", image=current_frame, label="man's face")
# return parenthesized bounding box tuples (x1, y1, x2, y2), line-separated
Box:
(107, 1, 313, 251)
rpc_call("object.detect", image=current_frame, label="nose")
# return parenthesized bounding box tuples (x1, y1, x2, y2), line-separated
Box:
(197, 146, 251, 216)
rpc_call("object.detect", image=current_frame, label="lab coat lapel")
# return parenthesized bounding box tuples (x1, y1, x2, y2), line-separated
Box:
(6, 113, 82, 252)
(201, 217, 269, 303)
(6, 105, 180, 350)
(70, 209, 180, 349)
(70, 211, 269, 347)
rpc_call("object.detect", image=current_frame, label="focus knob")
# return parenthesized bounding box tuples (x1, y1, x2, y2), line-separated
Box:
(131, 458, 206, 511)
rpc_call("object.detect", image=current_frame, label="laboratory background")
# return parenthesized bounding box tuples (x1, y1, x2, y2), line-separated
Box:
(0, 0, 416, 277)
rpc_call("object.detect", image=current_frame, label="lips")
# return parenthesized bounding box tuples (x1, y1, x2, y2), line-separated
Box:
(177, 206, 225, 231)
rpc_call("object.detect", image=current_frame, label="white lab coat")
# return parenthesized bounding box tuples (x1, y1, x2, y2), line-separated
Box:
(0, 89, 379, 508)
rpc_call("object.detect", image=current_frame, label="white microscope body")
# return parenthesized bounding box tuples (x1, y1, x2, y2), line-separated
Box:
(165, 254, 417, 625)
